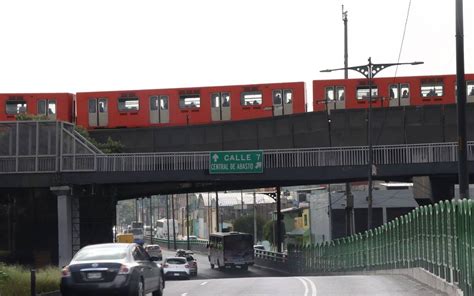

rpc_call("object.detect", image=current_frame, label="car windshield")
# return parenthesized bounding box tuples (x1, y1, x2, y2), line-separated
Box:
(166, 258, 186, 264)
(73, 245, 128, 261)
(132, 229, 143, 235)
(186, 256, 194, 261)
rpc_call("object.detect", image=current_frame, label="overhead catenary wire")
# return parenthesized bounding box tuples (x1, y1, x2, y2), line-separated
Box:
(394, 0, 413, 78)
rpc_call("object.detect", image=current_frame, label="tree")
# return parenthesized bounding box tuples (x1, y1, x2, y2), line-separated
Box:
(263, 220, 275, 244)
(232, 215, 266, 241)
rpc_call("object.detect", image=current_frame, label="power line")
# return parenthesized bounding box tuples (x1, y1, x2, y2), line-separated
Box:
(394, 0, 413, 78)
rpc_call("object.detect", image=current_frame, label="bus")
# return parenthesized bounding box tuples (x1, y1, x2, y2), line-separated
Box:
(208, 232, 254, 271)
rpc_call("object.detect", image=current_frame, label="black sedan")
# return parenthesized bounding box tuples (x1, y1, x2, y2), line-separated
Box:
(60, 243, 164, 296)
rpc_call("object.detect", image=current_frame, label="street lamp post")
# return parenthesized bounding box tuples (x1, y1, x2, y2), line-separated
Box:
(321, 58, 423, 229)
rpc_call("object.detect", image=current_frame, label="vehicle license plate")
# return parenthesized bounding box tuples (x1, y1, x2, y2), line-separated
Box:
(87, 272, 102, 279)
(174, 273, 180, 276)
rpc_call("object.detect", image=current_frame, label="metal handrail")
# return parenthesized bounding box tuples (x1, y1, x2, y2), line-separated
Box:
(1, 140, 473, 173)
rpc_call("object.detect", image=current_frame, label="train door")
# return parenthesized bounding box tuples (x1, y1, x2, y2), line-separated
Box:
(211, 92, 231, 121)
(389, 84, 410, 107)
(37, 99, 56, 120)
(325, 86, 346, 112)
(150, 95, 169, 124)
(272, 89, 293, 116)
(88, 98, 108, 127)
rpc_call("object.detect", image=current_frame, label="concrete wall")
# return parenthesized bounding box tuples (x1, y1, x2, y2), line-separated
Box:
(90, 104, 473, 153)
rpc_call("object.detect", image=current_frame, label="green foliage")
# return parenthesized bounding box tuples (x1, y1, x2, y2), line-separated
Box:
(15, 113, 49, 121)
(0, 264, 60, 296)
(75, 125, 124, 153)
(232, 215, 266, 241)
(263, 220, 275, 244)
(117, 199, 137, 228)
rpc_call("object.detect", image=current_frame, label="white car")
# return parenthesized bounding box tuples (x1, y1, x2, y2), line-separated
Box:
(145, 244, 163, 261)
(163, 257, 191, 280)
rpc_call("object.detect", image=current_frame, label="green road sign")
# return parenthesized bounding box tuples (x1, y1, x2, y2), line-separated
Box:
(209, 150, 264, 174)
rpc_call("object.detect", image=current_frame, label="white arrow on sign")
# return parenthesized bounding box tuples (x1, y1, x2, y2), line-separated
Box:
(212, 154, 219, 162)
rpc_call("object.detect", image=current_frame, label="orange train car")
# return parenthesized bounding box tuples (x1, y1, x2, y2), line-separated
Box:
(313, 74, 474, 112)
(75, 82, 306, 129)
(0, 93, 74, 122)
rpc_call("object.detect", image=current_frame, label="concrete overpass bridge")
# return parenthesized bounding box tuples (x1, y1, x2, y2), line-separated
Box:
(0, 120, 472, 275)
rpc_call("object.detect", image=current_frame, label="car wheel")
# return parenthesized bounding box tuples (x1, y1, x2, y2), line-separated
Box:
(210, 263, 214, 269)
(131, 278, 145, 296)
(152, 275, 164, 296)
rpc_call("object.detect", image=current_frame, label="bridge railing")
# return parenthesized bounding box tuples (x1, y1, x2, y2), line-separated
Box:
(287, 199, 473, 296)
(91, 141, 468, 172)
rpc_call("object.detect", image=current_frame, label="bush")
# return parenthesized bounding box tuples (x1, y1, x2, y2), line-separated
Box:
(0, 264, 60, 296)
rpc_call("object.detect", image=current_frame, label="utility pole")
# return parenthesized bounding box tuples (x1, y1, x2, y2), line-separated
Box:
(253, 191, 257, 244)
(207, 192, 211, 237)
(456, 0, 469, 199)
(276, 187, 282, 252)
(166, 195, 170, 249)
(342, 4, 354, 236)
(342, 5, 348, 79)
(215, 191, 219, 232)
(321, 58, 423, 229)
(149, 197, 152, 243)
(186, 193, 190, 250)
(240, 190, 244, 216)
(171, 194, 177, 250)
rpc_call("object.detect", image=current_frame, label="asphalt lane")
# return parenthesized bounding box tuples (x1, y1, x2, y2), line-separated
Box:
(159, 249, 447, 296)
(160, 249, 282, 280)
(162, 275, 447, 296)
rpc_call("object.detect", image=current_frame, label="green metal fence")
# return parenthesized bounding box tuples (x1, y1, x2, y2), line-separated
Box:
(288, 199, 473, 296)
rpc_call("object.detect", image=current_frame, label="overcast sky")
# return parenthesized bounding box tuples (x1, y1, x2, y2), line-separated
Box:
(0, 0, 472, 99)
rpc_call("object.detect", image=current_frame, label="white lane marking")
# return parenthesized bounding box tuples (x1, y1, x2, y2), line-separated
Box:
(296, 277, 309, 296)
(200, 281, 208, 286)
(181, 293, 188, 296)
(302, 277, 317, 296)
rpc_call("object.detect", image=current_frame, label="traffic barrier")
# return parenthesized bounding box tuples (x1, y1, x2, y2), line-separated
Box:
(287, 199, 473, 296)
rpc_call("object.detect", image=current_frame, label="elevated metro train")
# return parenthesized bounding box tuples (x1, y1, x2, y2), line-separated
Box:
(0, 74, 473, 130)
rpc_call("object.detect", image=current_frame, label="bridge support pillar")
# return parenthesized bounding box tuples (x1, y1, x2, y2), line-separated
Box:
(413, 176, 455, 205)
(51, 186, 73, 267)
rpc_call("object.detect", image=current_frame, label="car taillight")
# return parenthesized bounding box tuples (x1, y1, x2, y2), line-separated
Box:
(185, 264, 190, 268)
(61, 266, 71, 277)
(163, 264, 169, 268)
(118, 265, 131, 275)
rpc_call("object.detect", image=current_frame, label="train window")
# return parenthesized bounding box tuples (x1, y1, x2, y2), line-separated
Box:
(89, 100, 96, 113)
(284, 90, 293, 103)
(240, 91, 262, 106)
(118, 98, 139, 111)
(336, 87, 345, 101)
(467, 82, 474, 97)
(48, 100, 56, 115)
(222, 93, 230, 107)
(160, 96, 169, 110)
(38, 100, 47, 115)
(150, 96, 169, 110)
(391, 84, 410, 99)
(421, 83, 443, 97)
(180, 94, 200, 109)
(401, 84, 410, 98)
(356, 86, 378, 100)
(150, 96, 159, 110)
(211, 93, 220, 108)
(98, 99, 107, 113)
(325, 87, 335, 101)
(273, 90, 282, 105)
(6, 101, 27, 114)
